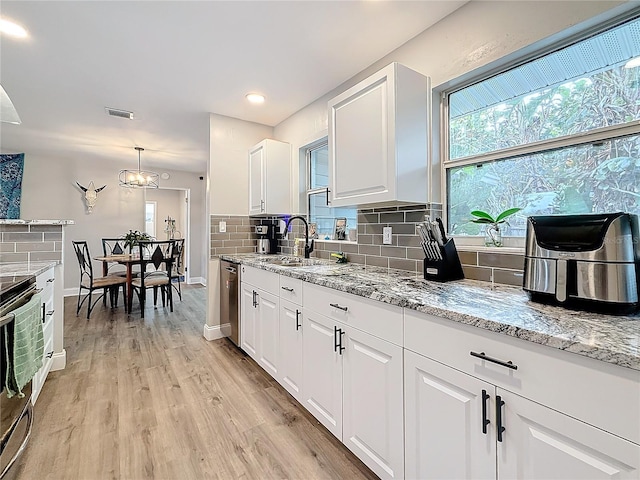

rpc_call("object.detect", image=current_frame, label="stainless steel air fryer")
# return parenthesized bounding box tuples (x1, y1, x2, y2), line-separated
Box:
(523, 212, 640, 314)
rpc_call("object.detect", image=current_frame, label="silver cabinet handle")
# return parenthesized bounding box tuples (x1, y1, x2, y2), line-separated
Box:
(260, 199, 265, 212)
(281, 286, 294, 292)
(330, 303, 348, 312)
(46, 310, 55, 316)
(47, 278, 54, 283)
(46, 351, 54, 358)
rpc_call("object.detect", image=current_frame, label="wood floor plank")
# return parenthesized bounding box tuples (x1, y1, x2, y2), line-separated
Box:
(11, 284, 377, 480)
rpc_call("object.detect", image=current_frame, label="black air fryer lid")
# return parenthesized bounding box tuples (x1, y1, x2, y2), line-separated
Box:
(528, 212, 626, 252)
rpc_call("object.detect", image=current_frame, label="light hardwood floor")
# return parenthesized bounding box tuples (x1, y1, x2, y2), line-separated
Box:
(13, 285, 377, 480)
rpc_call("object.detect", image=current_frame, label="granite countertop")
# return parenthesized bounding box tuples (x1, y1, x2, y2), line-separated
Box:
(0, 219, 75, 225)
(0, 261, 57, 277)
(221, 253, 640, 371)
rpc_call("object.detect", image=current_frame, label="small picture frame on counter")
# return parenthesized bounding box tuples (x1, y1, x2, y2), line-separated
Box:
(334, 217, 347, 240)
(309, 222, 318, 239)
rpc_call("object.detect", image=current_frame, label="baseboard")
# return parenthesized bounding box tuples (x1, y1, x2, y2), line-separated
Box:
(64, 287, 78, 297)
(203, 322, 230, 341)
(51, 349, 67, 371)
(189, 277, 206, 286)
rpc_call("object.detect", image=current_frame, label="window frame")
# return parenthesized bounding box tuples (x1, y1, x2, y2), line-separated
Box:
(440, 11, 640, 247)
(306, 139, 330, 220)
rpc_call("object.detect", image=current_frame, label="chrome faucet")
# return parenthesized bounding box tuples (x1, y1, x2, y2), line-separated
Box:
(284, 215, 314, 259)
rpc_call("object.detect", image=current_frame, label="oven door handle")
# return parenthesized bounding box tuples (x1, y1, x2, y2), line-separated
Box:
(0, 400, 33, 478)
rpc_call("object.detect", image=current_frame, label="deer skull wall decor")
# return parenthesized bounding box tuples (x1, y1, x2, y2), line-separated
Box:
(76, 181, 106, 214)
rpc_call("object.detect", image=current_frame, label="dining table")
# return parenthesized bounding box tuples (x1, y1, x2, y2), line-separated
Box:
(94, 254, 139, 314)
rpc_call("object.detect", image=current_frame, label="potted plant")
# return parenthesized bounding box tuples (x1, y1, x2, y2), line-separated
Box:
(470, 208, 521, 247)
(122, 230, 152, 252)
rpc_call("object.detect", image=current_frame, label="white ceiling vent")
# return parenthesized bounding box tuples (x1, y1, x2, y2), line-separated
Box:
(105, 107, 134, 119)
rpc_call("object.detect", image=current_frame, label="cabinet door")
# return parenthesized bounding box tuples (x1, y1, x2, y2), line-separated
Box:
(256, 289, 279, 379)
(279, 301, 303, 402)
(240, 283, 258, 360)
(498, 389, 640, 480)
(329, 74, 392, 206)
(302, 310, 343, 439)
(405, 350, 496, 480)
(342, 326, 404, 480)
(248, 143, 265, 215)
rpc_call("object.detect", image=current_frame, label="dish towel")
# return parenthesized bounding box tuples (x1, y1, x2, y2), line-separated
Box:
(4, 294, 43, 398)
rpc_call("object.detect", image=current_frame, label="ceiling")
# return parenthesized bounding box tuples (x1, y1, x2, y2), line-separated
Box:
(0, 1, 466, 173)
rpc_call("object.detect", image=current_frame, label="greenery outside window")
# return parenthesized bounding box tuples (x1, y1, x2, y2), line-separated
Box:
(445, 15, 640, 239)
(306, 140, 357, 239)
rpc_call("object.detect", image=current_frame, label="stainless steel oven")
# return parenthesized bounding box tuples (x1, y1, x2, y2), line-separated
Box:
(0, 275, 37, 479)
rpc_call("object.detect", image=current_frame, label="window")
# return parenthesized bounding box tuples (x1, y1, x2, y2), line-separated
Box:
(145, 201, 156, 238)
(306, 141, 357, 239)
(445, 15, 640, 238)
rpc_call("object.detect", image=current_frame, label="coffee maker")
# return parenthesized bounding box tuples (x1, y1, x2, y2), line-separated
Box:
(256, 223, 277, 254)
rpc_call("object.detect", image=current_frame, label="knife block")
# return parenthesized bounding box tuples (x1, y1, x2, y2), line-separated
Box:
(423, 238, 464, 282)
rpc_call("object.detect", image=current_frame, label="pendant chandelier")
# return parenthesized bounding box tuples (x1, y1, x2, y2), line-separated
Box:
(119, 147, 159, 188)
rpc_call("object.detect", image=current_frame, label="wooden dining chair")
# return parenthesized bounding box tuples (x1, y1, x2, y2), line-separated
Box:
(131, 240, 175, 318)
(72, 241, 128, 319)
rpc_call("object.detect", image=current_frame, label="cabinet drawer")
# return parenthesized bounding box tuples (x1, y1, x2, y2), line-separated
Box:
(405, 310, 640, 445)
(303, 282, 402, 346)
(279, 276, 302, 305)
(241, 265, 279, 296)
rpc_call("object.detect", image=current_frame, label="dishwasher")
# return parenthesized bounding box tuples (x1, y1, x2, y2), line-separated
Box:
(219, 260, 240, 346)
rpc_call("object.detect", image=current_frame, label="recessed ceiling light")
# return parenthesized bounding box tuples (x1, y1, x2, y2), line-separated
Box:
(0, 18, 28, 38)
(624, 56, 640, 69)
(246, 93, 265, 104)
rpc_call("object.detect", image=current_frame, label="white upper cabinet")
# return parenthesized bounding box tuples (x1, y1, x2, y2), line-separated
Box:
(248, 139, 291, 215)
(328, 62, 430, 207)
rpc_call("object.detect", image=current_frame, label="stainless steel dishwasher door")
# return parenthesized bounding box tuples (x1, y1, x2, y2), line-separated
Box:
(220, 260, 239, 346)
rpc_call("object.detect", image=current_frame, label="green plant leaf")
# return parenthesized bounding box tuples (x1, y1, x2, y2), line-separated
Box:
(471, 218, 494, 224)
(495, 207, 522, 223)
(470, 210, 496, 222)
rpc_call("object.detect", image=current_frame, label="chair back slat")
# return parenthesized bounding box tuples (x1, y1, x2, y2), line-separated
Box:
(137, 240, 175, 278)
(72, 241, 94, 283)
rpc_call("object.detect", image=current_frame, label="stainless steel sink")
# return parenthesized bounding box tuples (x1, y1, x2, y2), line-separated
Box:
(270, 260, 304, 267)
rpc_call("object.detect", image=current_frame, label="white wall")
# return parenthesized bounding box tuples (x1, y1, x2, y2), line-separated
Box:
(207, 113, 274, 329)
(209, 113, 274, 216)
(273, 0, 629, 211)
(17, 150, 206, 291)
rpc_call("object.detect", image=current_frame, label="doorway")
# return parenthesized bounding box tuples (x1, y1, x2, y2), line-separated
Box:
(144, 188, 191, 284)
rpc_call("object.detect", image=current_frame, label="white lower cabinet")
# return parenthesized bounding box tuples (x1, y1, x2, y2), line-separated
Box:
(302, 309, 343, 439)
(236, 265, 640, 480)
(343, 325, 404, 480)
(302, 307, 404, 479)
(240, 280, 279, 378)
(256, 289, 279, 378)
(498, 389, 640, 479)
(405, 350, 495, 480)
(32, 266, 56, 404)
(240, 282, 258, 358)
(278, 300, 303, 402)
(404, 343, 640, 480)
